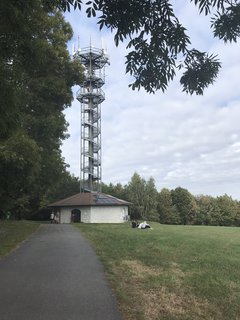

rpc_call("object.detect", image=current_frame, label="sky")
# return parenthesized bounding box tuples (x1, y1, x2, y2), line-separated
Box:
(61, 2, 240, 200)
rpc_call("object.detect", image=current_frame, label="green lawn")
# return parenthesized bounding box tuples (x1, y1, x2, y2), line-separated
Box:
(0, 220, 40, 257)
(75, 222, 240, 320)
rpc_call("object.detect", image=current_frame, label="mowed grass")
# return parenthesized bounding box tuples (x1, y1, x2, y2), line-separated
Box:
(76, 222, 240, 320)
(0, 220, 40, 257)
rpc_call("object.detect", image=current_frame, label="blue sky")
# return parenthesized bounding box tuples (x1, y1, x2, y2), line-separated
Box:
(61, 2, 240, 200)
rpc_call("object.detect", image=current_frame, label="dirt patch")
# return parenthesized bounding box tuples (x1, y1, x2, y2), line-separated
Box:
(169, 262, 185, 287)
(141, 287, 214, 320)
(116, 259, 220, 320)
(121, 259, 162, 279)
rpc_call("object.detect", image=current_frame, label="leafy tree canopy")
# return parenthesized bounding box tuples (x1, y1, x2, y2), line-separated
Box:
(48, 0, 240, 94)
(102, 175, 240, 227)
(0, 0, 83, 217)
(171, 187, 197, 224)
(158, 188, 180, 224)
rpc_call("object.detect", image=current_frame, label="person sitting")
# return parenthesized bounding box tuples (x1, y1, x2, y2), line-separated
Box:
(131, 220, 139, 228)
(138, 221, 151, 229)
(50, 212, 54, 224)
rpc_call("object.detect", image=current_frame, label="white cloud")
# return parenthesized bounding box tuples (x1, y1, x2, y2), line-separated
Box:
(61, 3, 240, 200)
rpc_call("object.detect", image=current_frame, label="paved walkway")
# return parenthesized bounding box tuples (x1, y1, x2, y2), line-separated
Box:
(0, 224, 122, 320)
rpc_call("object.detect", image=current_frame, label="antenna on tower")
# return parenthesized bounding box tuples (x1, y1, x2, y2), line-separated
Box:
(78, 35, 80, 51)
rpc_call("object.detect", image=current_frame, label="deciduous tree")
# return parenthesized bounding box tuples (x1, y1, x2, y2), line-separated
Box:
(194, 194, 218, 225)
(51, 0, 240, 94)
(0, 0, 83, 217)
(158, 188, 180, 224)
(144, 177, 158, 221)
(127, 172, 146, 219)
(127, 173, 158, 219)
(171, 187, 197, 225)
(215, 194, 238, 226)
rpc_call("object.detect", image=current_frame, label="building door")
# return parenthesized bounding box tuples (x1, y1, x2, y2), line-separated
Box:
(71, 209, 81, 223)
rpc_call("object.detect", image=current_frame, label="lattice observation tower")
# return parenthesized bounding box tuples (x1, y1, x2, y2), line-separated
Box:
(73, 46, 109, 192)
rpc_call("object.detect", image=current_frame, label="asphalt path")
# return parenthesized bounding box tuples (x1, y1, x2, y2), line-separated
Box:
(0, 224, 122, 320)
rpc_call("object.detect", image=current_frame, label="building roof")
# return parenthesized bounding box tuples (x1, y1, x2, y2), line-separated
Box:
(48, 192, 131, 208)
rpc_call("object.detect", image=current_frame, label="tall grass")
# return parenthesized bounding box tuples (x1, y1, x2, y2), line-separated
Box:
(76, 223, 240, 320)
(0, 220, 40, 257)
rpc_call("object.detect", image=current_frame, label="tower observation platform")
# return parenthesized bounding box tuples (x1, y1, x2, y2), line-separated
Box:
(74, 46, 109, 192)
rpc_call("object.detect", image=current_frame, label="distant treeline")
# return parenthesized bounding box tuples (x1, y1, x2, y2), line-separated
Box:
(1, 168, 239, 227)
(102, 172, 240, 227)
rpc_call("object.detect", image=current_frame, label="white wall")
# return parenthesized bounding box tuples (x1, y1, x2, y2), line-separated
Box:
(59, 206, 91, 223)
(59, 205, 129, 223)
(90, 206, 128, 223)
(80, 207, 91, 223)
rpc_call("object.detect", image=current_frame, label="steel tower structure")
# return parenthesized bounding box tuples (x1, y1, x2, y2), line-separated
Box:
(74, 46, 109, 192)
